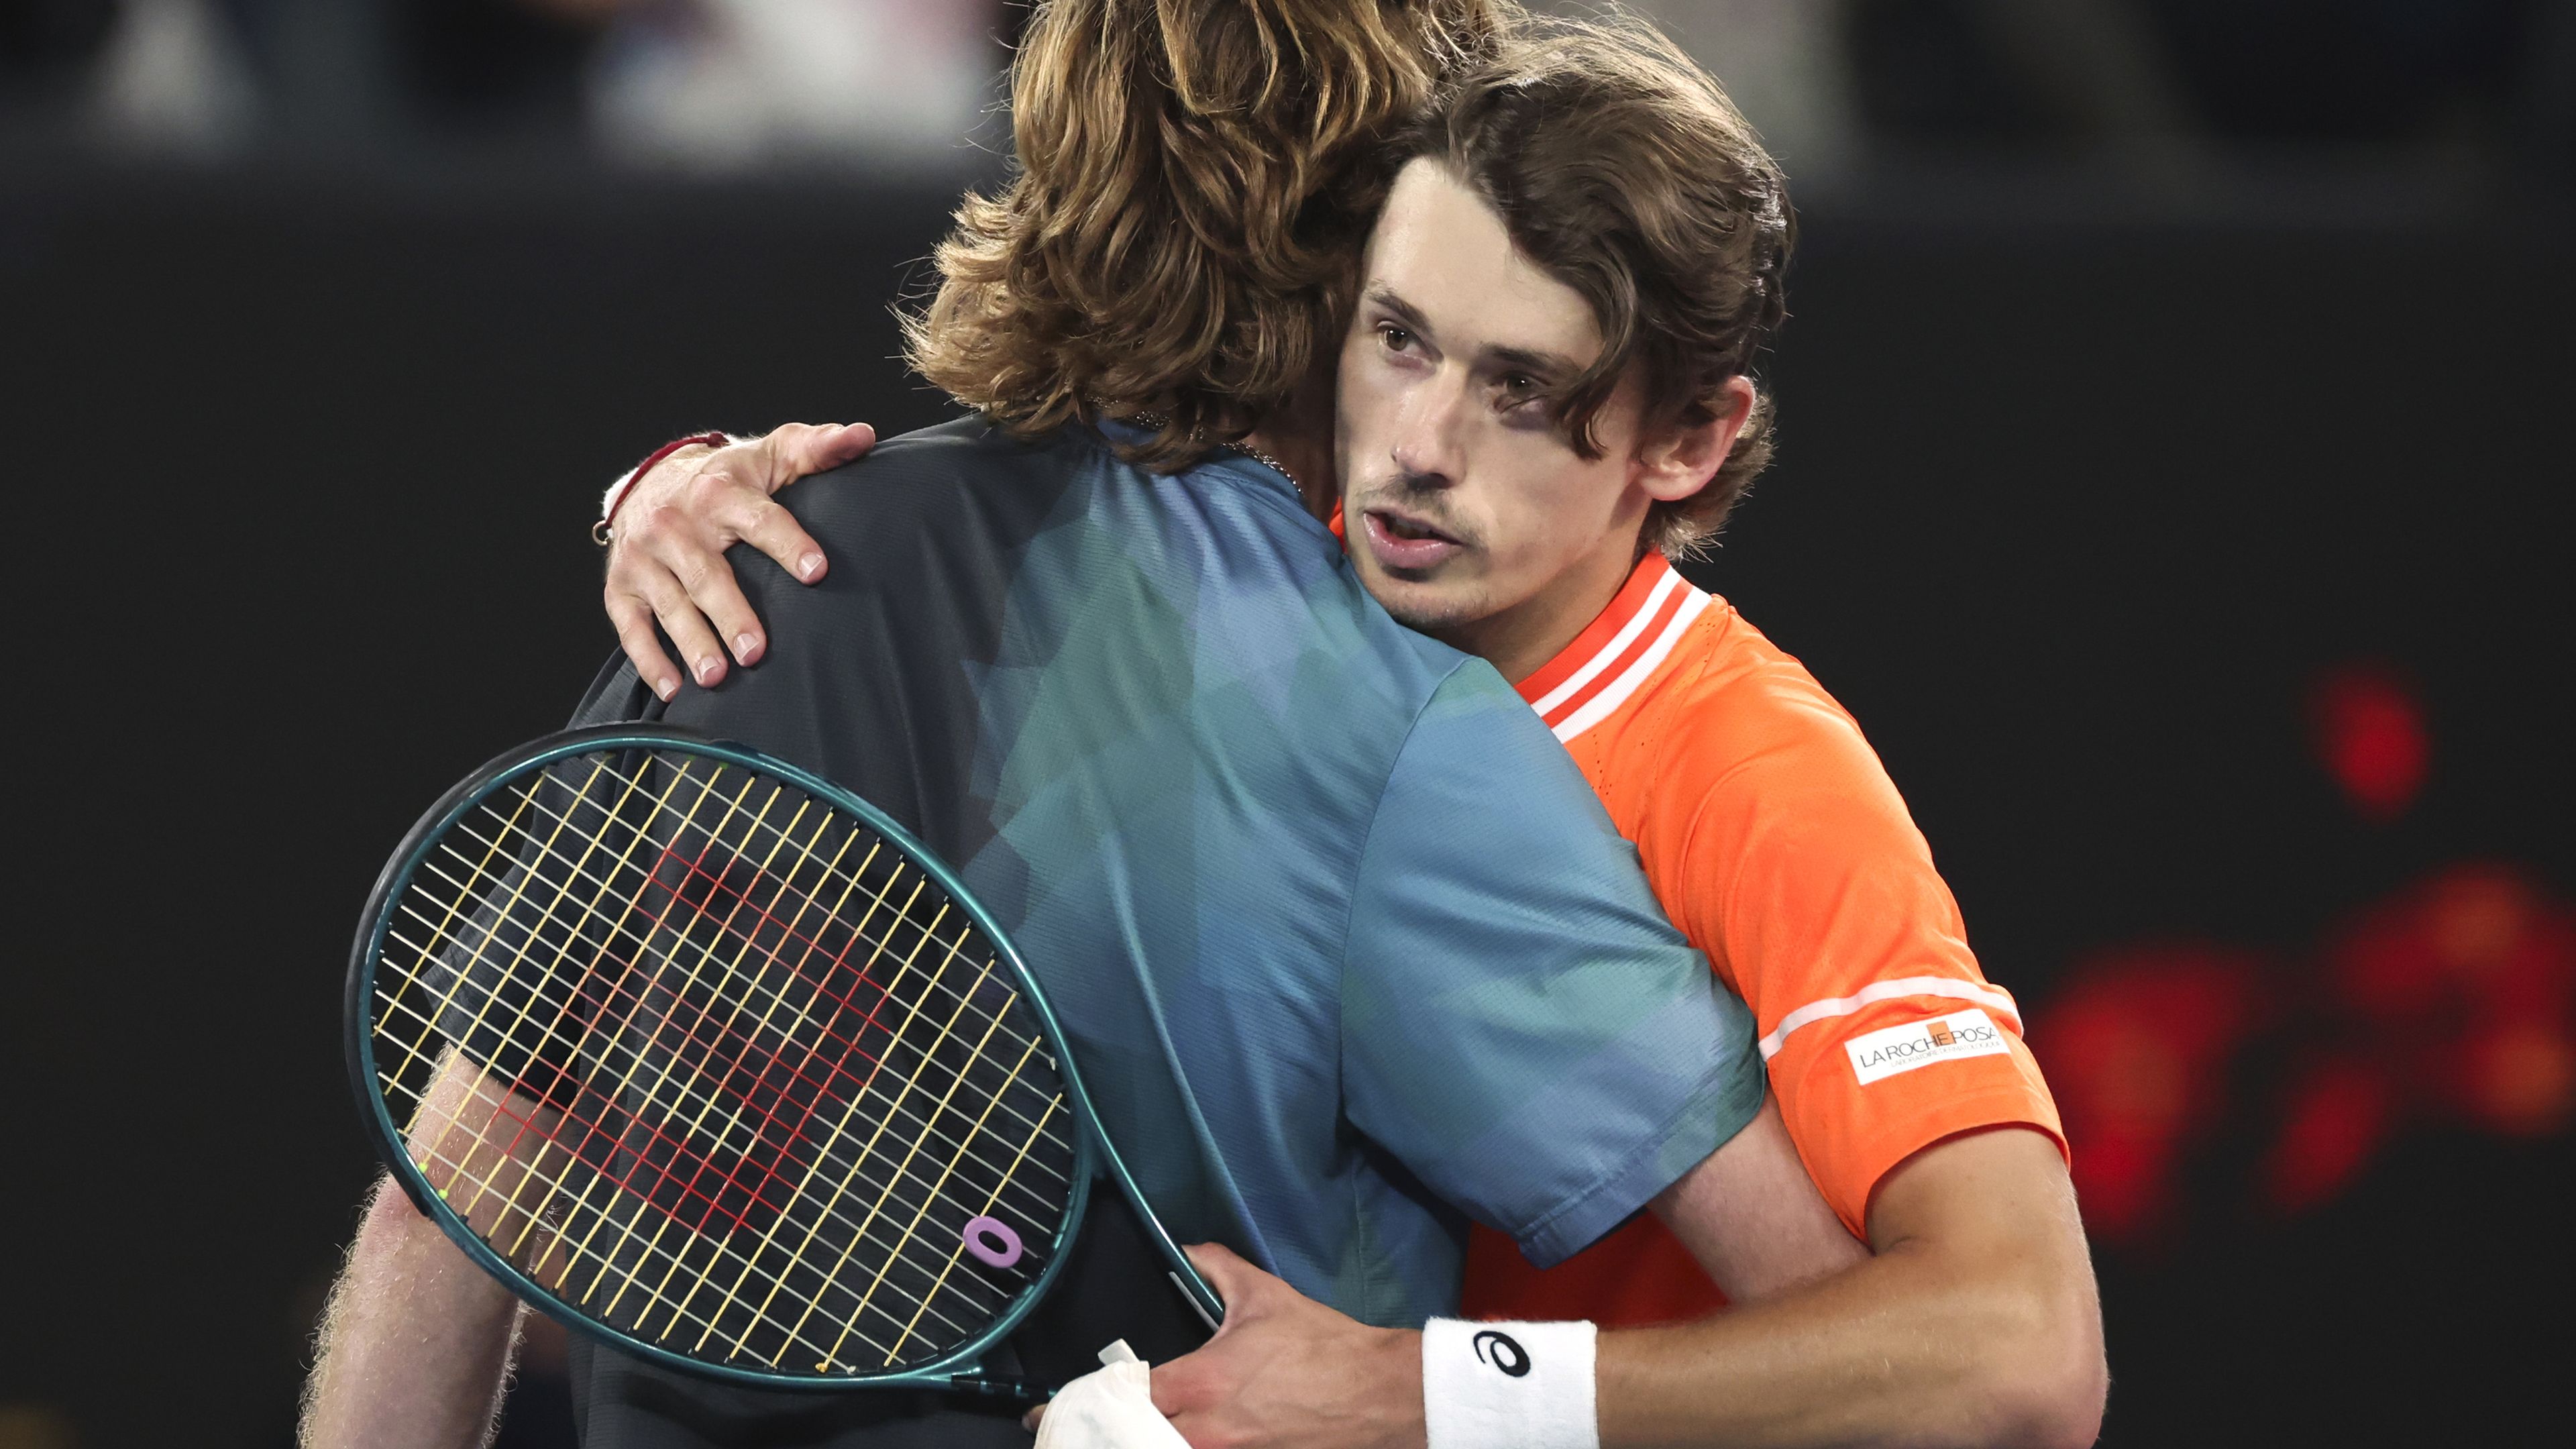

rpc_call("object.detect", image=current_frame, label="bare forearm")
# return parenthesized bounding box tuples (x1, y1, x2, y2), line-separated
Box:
(1599, 1246, 2078, 1447)
(301, 1176, 525, 1449)
(1602, 1132, 2104, 1449)
(1142, 1137, 2099, 1449)
(1652, 1094, 1867, 1303)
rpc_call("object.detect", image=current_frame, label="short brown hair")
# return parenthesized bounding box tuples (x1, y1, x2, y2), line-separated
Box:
(1389, 15, 1794, 557)
(906, 0, 1515, 470)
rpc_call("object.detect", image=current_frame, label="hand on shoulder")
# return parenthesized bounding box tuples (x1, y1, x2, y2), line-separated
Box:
(600, 421, 875, 698)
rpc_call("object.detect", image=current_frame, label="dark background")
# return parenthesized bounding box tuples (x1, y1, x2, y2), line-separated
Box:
(7, 2, 2576, 1446)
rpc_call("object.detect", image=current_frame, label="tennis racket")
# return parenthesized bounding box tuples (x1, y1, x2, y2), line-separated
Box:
(347, 723, 1222, 1397)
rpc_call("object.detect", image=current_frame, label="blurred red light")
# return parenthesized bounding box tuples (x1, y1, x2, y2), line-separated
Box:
(2035, 945, 2261, 1245)
(2464, 1021, 2576, 1137)
(2308, 663, 2428, 822)
(2265, 864, 2576, 1209)
(2035, 666, 2574, 1243)
(2263, 1055, 2395, 1215)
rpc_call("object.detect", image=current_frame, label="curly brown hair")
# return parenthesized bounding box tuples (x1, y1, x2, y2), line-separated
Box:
(1388, 15, 1795, 557)
(904, 0, 1516, 470)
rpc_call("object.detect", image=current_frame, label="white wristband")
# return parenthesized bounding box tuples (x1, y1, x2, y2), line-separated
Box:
(1422, 1318, 1598, 1449)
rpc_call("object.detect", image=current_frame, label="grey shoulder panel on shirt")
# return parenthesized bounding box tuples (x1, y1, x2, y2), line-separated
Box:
(1337, 659, 1764, 1261)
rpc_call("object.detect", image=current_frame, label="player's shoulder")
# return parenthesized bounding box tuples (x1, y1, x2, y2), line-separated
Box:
(867, 413, 1113, 469)
(1670, 604, 1863, 741)
(790, 415, 1093, 512)
(1611, 588, 1869, 761)
(765, 418, 1136, 596)
(1598, 590, 1916, 841)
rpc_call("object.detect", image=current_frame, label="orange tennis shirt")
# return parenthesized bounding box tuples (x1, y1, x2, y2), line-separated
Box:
(1456, 551, 2066, 1326)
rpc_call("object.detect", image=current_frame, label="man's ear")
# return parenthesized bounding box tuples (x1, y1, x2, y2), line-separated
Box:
(1635, 376, 1758, 504)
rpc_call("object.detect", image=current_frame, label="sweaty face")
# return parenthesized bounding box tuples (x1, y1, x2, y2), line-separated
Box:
(1335, 158, 1661, 674)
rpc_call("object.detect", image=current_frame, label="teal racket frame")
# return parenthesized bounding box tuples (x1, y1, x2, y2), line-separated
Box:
(346, 723, 1220, 1395)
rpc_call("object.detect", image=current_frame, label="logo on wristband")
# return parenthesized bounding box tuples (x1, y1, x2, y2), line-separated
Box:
(1470, 1330, 1531, 1378)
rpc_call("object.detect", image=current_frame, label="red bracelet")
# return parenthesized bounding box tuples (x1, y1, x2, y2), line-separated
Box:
(595, 431, 734, 545)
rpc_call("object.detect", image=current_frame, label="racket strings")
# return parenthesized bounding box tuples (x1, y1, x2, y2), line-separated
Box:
(373, 916, 1069, 1291)
(533, 753, 1002, 967)
(419, 783, 1060, 1142)
(370, 748, 1079, 1375)
(395, 755, 631, 1086)
(422, 757, 1046, 1217)
(399, 1058, 933, 1366)
(392, 1017, 1032, 1363)
(388, 866, 1046, 1361)
(408, 757, 808, 1254)
(454, 755, 1055, 1077)
(372, 938, 1071, 1232)
(405, 1032, 1061, 1371)
(759, 951, 1022, 1364)
(394, 856, 1056, 1320)
(417, 757, 1065, 1159)
(394, 775, 1072, 1201)
(378, 890, 1072, 1211)
(402, 757, 1046, 1273)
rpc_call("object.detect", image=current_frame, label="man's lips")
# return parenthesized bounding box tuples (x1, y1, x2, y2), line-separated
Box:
(1359, 507, 1464, 572)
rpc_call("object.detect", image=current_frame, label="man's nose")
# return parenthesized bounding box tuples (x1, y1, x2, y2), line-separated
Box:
(1388, 376, 1466, 486)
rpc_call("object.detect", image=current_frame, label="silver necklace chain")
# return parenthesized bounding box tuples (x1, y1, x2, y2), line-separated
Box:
(1126, 411, 1299, 494)
(1233, 439, 1300, 487)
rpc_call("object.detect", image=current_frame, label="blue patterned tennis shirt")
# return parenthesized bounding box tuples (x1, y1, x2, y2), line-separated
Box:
(557, 417, 1763, 1446)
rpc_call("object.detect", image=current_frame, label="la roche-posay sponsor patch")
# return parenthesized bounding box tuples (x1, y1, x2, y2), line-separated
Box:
(1844, 1008, 2011, 1085)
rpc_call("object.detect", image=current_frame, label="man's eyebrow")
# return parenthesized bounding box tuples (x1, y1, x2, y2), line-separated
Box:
(1361, 284, 1433, 338)
(1481, 343, 1582, 384)
(1364, 283, 1583, 381)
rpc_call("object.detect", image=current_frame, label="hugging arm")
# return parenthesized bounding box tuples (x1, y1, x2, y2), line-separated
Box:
(1149, 1125, 2100, 1449)
(1603, 1124, 2103, 1449)
(1144, 1093, 1861, 1449)
(302, 1051, 567, 1449)
(598, 422, 876, 698)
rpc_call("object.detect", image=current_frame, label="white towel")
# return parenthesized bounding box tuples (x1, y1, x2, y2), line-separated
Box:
(1034, 1341, 1192, 1449)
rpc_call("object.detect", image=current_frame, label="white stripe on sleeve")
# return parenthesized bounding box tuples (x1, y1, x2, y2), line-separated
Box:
(1758, 975, 2024, 1060)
